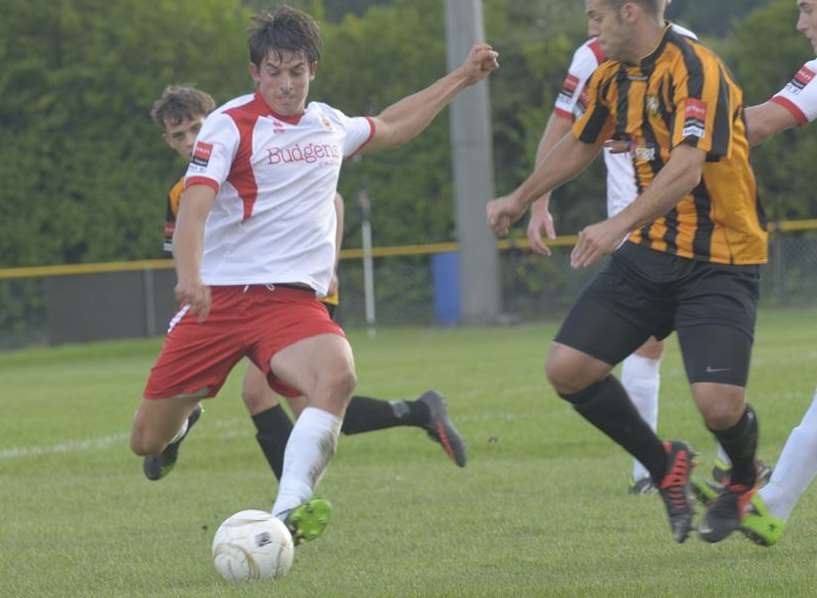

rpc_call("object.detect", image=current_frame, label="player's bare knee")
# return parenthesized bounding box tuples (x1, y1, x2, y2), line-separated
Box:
(317, 366, 356, 405)
(636, 337, 664, 360)
(241, 386, 278, 413)
(699, 398, 745, 431)
(545, 351, 584, 394)
(130, 429, 162, 457)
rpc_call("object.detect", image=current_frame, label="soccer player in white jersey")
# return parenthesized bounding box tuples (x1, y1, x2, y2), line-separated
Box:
(693, 0, 817, 546)
(526, 1, 704, 495)
(146, 87, 467, 486)
(129, 6, 498, 544)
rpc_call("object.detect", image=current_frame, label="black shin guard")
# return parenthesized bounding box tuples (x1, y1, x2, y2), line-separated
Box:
(560, 375, 667, 483)
(341, 396, 429, 435)
(711, 405, 758, 487)
(252, 405, 293, 480)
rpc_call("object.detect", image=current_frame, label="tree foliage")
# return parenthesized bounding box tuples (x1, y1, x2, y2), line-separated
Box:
(0, 0, 812, 272)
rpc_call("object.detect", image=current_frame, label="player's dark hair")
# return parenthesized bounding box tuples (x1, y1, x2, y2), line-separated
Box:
(248, 5, 322, 67)
(605, 0, 662, 16)
(150, 86, 215, 128)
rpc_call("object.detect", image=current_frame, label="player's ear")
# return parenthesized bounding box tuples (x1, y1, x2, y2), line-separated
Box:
(309, 61, 319, 80)
(248, 62, 261, 85)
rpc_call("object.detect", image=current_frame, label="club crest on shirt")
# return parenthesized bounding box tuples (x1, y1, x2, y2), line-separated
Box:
(319, 114, 334, 131)
(646, 96, 660, 116)
(787, 65, 816, 94)
(632, 144, 657, 162)
(682, 98, 707, 139)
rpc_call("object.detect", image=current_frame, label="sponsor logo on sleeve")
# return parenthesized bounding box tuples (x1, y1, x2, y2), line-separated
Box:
(786, 65, 816, 94)
(682, 98, 707, 140)
(190, 141, 213, 169)
(558, 74, 580, 105)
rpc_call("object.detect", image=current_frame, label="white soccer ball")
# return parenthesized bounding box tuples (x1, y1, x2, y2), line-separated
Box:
(211, 509, 294, 582)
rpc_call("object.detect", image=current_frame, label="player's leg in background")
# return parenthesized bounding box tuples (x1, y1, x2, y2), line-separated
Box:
(621, 336, 663, 493)
(268, 333, 355, 523)
(324, 296, 466, 465)
(341, 391, 468, 467)
(241, 362, 293, 481)
(748, 384, 817, 542)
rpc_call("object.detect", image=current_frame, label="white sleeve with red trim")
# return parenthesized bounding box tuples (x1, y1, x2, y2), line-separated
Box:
(553, 39, 604, 121)
(316, 103, 375, 157)
(184, 111, 240, 190)
(772, 59, 817, 125)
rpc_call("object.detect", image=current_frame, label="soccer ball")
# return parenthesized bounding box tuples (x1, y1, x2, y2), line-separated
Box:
(211, 509, 294, 582)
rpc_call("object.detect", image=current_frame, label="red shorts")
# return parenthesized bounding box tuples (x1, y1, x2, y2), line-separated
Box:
(143, 285, 345, 400)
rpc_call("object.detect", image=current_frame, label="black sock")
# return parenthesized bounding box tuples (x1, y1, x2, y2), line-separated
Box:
(252, 405, 293, 480)
(711, 405, 758, 487)
(341, 395, 430, 435)
(560, 375, 667, 484)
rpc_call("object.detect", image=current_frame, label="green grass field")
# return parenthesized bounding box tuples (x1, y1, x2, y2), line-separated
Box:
(3, 309, 817, 597)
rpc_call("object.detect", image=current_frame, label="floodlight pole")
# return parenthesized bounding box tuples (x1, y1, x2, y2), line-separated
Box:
(445, 0, 502, 324)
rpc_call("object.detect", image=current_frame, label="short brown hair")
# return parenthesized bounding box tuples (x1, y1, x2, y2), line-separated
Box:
(150, 86, 216, 129)
(605, 0, 661, 16)
(248, 6, 322, 67)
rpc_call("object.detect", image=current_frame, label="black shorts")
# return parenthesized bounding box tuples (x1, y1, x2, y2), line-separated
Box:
(554, 242, 761, 386)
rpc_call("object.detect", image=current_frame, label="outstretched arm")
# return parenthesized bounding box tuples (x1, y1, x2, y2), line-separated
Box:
(745, 102, 801, 146)
(487, 132, 601, 236)
(173, 184, 216, 321)
(360, 43, 499, 154)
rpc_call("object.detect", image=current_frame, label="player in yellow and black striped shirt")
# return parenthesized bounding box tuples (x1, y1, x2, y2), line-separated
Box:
(147, 86, 466, 484)
(487, 0, 763, 544)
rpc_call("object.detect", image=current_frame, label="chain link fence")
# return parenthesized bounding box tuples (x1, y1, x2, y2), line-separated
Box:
(1, 229, 816, 350)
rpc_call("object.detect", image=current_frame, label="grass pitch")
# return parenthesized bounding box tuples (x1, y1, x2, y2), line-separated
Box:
(3, 309, 817, 597)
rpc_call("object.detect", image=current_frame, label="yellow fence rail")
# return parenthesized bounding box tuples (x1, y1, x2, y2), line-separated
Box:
(1, 219, 816, 281)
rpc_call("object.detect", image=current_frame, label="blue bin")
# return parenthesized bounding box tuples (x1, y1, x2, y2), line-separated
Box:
(431, 252, 460, 325)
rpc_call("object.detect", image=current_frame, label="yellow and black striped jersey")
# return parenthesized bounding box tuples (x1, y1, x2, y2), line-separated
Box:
(573, 25, 767, 265)
(163, 175, 185, 254)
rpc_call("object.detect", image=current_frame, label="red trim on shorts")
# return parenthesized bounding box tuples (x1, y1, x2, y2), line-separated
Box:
(553, 107, 574, 121)
(185, 176, 219, 192)
(771, 96, 808, 126)
(588, 39, 605, 64)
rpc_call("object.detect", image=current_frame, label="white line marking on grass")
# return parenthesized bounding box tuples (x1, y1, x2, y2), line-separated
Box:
(0, 433, 130, 461)
(0, 417, 248, 461)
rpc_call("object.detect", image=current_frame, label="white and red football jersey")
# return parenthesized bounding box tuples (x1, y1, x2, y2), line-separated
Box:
(553, 24, 696, 217)
(771, 59, 817, 125)
(184, 92, 374, 295)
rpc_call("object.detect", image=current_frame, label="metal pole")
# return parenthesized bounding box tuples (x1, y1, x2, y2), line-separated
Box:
(359, 189, 377, 338)
(143, 267, 156, 337)
(445, 0, 502, 325)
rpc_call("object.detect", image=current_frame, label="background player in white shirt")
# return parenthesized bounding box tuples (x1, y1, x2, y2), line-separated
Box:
(694, 0, 817, 546)
(526, 0, 709, 495)
(129, 6, 497, 544)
